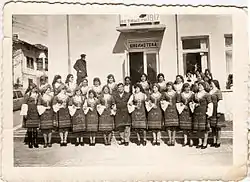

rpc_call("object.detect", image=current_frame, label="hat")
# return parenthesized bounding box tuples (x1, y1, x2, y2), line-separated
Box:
(81, 54, 86, 57)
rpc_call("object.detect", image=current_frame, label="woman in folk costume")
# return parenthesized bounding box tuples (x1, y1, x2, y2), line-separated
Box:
(139, 73, 151, 95)
(157, 73, 167, 93)
(20, 83, 40, 148)
(209, 80, 226, 148)
(160, 82, 179, 146)
(128, 83, 148, 146)
(97, 85, 116, 145)
(84, 89, 99, 146)
(37, 84, 54, 148)
(79, 78, 90, 97)
(92, 77, 102, 98)
(113, 83, 131, 146)
(124, 76, 133, 94)
(68, 86, 86, 146)
(145, 83, 163, 146)
(192, 82, 213, 149)
(176, 83, 195, 147)
(52, 75, 63, 96)
(52, 84, 71, 146)
(173, 75, 184, 94)
(65, 74, 77, 97)
(107, 74, 117, 95)
(184, 72, 195, 85)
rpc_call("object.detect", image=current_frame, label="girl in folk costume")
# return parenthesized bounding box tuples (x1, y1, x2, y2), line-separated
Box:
(85, 89, 99, 146)
(192, 82, 213, 149)
(176, 83, 195, 147)
(128, 83, 148, 146)
(124, 76, 133, 94)
(173, 75, 184, 94)
(209, 80, 226, 148)
(20, 83, 40, 148)
(52, 75, 63, 96)
(113, 83, 131, 146)
(37, 84, 54, 148)
(97, 85, 116, 145)
(161, 82, 179, 146)
(68, 87, 86, 146)
(139, 73, 151, 95)
(204, 69, 213, 82)
(145, 83, 163, 146)
(107, 74, 117, 95)
(157, 73, 167, 93)
(65, 74, 77, 97)
(79, 78, 90, 97)
(52, 84, 71, 146)
(92, 77, 102, 98)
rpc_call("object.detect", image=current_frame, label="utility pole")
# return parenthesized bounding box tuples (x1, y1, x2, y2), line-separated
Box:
(66, 15, 71, 74)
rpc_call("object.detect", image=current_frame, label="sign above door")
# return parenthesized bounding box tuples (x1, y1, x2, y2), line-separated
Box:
(127, 39, 160, 50)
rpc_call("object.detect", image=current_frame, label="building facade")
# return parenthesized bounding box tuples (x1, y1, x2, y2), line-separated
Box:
(45, 14, 246, 121)
(13, 34, 48, 89)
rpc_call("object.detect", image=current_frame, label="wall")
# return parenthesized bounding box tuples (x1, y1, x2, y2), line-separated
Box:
(178, 15, 232, 89)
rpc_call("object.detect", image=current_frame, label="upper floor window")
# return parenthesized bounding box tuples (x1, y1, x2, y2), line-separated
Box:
(45, 58, 48, 71)
(36, 58, 43, 71)
(26, 56, 34, 69)
(225, 34, 233, 90)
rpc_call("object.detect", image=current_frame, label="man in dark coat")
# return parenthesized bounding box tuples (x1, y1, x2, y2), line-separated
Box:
(74, 54, 88, 85)
(113, 83, 131, 146)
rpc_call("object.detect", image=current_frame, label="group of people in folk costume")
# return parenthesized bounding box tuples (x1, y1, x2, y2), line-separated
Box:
(20, 68, 226, 149)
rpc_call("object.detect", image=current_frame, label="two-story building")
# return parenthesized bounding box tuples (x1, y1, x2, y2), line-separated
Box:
(13, 34, 48, 89)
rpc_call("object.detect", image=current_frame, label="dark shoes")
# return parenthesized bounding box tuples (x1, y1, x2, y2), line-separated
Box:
(48, 143, 52, 147)
(124, 142, 129, 146)
(196, 145, 202, 148)
(142, 140, 147, 146)
(75, 142, 80, 146)
(215, 143, 221, 148)
(80, 142, 84, 146)
(44, 143, 48, 148)
(201, 145, 208, 149)
(28, 142, 33, 148)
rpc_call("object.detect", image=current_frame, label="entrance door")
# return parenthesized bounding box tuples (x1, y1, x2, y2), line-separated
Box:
(129, 52, 144, 85)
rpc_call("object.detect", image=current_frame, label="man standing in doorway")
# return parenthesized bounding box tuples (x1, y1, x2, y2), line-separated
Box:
(74, 54, 88, 85)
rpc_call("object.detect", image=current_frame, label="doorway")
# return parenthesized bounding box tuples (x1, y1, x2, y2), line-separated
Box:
(129, 52, 144, 85)
(129, 51, 158, 85)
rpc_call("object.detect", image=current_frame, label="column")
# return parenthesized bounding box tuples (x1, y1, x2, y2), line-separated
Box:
(47, 15, 69, 83)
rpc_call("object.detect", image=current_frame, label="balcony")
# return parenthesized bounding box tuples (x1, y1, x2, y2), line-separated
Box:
(116, 14, 166, 33)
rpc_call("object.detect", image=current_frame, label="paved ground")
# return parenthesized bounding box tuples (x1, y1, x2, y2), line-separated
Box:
(14, 139, 232, 167)
(13, 110, 233, 167)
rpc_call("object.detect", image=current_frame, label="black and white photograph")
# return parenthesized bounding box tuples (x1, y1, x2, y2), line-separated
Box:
(1, 1, 249, 181)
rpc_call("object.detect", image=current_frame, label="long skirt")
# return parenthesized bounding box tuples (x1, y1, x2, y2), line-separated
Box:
(72, 109, 86, 133)
(57, 108, 71, 129)
(131, 106, 147, 129)
(147, 107, 162, 130)
(25, 104, 40, 128)
(193, 106, 207, 131)
(179, 107, 192, 130)
(163, 104, 179, 128)
(115, 108, 131, 131)
(210, 103, 226, 128)
(40, 109, 54, 131)
(99, 108, 114, 132)
(86, 110, 99, 132)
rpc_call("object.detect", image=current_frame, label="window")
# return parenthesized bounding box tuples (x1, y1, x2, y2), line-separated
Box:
(36, 58, 43, 71)
(13, 91, 17, 99)
(16, 91, 23, 98)
(181, 37, 209, 74)
(26, 56, 34, 69)
(45, 58, 48, 71)
(28, 78, 33, 84)
(225, 35, 233, 75)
